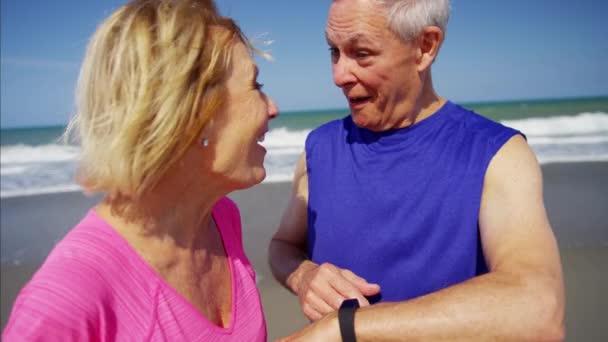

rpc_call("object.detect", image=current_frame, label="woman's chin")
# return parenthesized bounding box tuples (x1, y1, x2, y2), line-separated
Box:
(233, 168, 266, 190)
(250, 168, 267, 186)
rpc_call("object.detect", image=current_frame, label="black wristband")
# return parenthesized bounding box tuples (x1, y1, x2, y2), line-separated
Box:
(338, 298, 359, 342)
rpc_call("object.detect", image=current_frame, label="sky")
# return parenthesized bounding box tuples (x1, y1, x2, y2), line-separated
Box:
(1, 0, 607, 128)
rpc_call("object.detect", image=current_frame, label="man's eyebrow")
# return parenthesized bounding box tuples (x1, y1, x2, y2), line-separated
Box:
(325, 32, 374, 45)
(348, 33, 375, 45)
(325, 31, 333, 44)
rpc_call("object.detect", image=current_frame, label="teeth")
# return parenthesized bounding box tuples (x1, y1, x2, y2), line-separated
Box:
(257, 134, 265, 143)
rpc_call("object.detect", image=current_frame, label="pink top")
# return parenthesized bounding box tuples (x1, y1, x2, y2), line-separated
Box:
(3, 197, 266, 341)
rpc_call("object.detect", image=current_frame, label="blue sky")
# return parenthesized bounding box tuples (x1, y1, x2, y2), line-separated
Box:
(1, 0, 607, 128)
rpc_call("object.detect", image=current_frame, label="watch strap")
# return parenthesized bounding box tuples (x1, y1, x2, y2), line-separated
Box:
(338, 298, 359, 342)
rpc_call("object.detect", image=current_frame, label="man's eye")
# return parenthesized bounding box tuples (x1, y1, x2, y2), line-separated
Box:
(329, 47, 339, 59)
(254, 81, 264, 90)
(355, 50, 371, 58)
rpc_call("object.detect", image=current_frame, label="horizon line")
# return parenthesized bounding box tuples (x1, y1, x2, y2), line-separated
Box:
(2, 94, 607, 130)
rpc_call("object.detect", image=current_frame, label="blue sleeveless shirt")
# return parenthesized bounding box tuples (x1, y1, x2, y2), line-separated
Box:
(305, 101, 521, 302)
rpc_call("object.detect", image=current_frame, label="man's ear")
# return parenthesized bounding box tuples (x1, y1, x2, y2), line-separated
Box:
(416, 26, 444, 72)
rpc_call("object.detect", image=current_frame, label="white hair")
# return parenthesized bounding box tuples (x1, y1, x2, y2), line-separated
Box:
(377, 0, 450, 40)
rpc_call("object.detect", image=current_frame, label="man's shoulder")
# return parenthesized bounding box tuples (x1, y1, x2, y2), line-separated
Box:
(310, 115, 349, 135)
(306, 115, 349, 149)
(446, 101, 521, 140)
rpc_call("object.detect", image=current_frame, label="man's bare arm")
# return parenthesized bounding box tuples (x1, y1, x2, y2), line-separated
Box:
(269, 152, 380, 321)
(279, 135, 565, 341)
(268, 152, 311, 292)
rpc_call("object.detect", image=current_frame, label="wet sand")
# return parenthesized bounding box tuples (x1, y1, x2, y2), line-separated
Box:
(2, 161, 607, 340)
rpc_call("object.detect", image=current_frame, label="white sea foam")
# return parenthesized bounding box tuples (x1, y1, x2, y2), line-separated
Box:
(501, 112, 608, 137)
(2, 113, 607, 197)
(0, 144, 80, 164)
(499, 112, 608, 166)
(0, 165, 29, 175)
(0, 184, 82, 198)
(528, 134, 608, 145)
(262, 127, 310, 149)
(537, 154, 608, 164)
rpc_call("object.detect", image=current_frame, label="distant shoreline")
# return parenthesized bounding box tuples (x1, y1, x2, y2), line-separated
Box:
(459, 94, 608, 107)
(2, 95, 608, 130)
(2, 159, 608, 200)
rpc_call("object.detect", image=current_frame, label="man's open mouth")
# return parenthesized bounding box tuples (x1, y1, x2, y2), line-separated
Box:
(349, 96, 372, 105)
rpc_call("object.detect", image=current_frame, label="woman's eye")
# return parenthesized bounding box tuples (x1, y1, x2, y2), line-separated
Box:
(254, 82, 264, 90)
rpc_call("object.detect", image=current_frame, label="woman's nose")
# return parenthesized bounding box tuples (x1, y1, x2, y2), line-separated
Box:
(267, 97, 279, 119)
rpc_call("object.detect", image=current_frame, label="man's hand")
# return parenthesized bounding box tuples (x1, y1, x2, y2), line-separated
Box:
(289, 261, 380, 321)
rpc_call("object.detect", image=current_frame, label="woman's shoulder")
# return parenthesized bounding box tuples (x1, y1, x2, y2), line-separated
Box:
(4, 233, 114, 340)
(17, 210, 131, 302)
(45, 210, 137, 277)
(214, 196, 239, 214)
(22, 209, 157, 304)
(213, 196, 241, 230)
(213, 197, 245, 249)
(3, 210, 158, 339)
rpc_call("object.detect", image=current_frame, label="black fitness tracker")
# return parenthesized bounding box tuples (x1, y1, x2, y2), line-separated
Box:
(338, 298, 359, 342)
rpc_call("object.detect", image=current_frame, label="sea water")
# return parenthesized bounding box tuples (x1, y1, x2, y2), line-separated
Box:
(2, 96, 608, 198)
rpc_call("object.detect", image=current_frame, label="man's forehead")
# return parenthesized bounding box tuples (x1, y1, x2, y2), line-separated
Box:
(325, 31, 378, 45)
(325, 0, 389, 44)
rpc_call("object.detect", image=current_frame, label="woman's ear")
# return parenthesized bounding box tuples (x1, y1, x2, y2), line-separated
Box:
(198, 118, 215, 148)
(416, 26, 444, 72)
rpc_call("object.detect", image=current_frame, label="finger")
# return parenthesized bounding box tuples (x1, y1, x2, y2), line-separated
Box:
(341, 269, 381, 295)
(304, 290, 336, 316)
(305, 265, 348, 310)
(330, 279, 370, 307)
(300, 287, 336, 321)
(309, 281, 346, 311)
(302, 303, 323, 322)
(301, 290, 330, 321)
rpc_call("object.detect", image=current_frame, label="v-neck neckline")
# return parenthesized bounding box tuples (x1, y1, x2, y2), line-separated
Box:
(90, 203, 237, 333)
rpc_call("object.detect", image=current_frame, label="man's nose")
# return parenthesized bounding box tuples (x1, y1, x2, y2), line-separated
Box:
(332, 57, 357, 88)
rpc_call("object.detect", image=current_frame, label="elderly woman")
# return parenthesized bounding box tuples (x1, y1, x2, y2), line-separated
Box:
(3, 0, 278, 341)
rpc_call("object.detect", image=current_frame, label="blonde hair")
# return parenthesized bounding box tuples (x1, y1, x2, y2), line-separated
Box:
(65, 0, 251, 198)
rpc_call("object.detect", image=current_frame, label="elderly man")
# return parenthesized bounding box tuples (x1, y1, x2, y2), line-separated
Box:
(269, 0, 565, 340)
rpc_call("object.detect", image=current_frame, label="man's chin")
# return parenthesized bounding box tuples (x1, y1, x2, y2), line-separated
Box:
(351, 112, 378, 130)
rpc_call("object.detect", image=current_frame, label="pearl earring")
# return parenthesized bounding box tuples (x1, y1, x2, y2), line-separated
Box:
(202, 138, 209, 147)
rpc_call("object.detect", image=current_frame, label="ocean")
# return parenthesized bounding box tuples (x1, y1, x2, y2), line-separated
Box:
(2, 96, 608, 198)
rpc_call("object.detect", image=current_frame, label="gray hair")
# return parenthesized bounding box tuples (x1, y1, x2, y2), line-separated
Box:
(377, 0, 450, 41)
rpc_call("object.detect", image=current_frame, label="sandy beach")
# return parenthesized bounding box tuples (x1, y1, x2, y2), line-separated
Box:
(2, 161, 607, 340)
